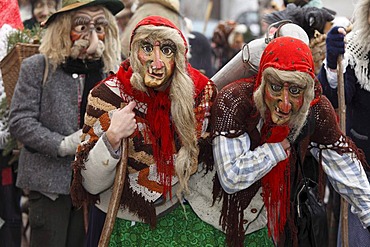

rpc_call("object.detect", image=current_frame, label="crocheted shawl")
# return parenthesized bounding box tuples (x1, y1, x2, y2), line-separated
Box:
(210, 37, 367, 247)
(346, 30, 370, 92)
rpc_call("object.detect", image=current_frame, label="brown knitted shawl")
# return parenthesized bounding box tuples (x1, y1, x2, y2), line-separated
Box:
(210, 78, 368, 247)
(70, 70, 217, 228)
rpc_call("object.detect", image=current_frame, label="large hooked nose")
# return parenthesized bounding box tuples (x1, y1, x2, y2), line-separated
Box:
(277, 86, 292, 113)
(151, 45, 164, 70)
(86, 23, 99, 54)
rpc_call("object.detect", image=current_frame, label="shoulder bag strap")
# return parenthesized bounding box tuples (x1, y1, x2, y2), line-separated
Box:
(42, 55, 49, 86)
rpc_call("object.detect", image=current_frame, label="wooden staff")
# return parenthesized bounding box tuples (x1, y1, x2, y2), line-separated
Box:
(203, 0, 213, 34)
(83, 202, 89, 233)
(337, 54, 346, 133)
(98, 138, 128, 247)
(337, 54, 349, 247)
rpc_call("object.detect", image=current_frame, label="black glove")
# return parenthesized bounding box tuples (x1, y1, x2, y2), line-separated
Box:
(326, 26, 345, 69)
(367, 226, 370, 234)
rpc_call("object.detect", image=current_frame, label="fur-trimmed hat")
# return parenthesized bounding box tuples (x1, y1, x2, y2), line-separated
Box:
(44, 0, 124, 27)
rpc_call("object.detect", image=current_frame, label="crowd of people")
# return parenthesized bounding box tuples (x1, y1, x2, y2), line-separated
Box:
(1, 0, 370, 246)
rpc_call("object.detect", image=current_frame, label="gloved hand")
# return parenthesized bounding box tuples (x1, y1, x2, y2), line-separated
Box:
(57, 129, 83, 157)
(326, 26, 345, 69)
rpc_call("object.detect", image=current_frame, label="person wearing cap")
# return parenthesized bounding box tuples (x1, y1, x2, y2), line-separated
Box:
(8, 0, 124, 246)
(70, 15, 218, 246)
(206, 36, 370, 246)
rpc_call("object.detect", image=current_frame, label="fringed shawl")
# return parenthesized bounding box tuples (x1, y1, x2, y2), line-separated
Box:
(210, 79, 368, 246)
(70, 59, 216, 227)
(209, 37, 368, 246)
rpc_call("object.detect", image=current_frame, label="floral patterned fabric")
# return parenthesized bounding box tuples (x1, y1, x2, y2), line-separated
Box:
(109, 204, 274, 246)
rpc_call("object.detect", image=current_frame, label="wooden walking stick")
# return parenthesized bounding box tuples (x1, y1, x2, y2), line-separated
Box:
(336, 54, 349, 247)
(98, 137, 128, 247)
(203, 0, 213, 34)
(337, 55, 346, 132)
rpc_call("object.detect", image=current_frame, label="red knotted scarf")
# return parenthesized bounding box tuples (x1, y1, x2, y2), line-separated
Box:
(117, 59, 209, 199)
(255, 37, 315, 241)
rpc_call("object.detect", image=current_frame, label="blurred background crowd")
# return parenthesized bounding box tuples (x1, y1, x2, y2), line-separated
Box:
(7, 0, 355, 77)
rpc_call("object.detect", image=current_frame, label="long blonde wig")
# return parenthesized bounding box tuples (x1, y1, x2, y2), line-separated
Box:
(253, 67, 315, 141)
(130, 24, 198, 198)
(39, 7, 121, 73)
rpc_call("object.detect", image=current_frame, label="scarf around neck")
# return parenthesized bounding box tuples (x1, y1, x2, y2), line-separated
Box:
(62, 58, 104, 127)
(254, 37, 315, 242)
(116, 59, 209, 199)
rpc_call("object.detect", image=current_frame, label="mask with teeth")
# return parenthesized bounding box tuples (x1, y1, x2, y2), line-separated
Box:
(262, 67, 311, 126)
(253, 37, 315, 141)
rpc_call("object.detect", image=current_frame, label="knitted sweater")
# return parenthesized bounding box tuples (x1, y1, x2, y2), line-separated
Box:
(71, 62, 217, 225)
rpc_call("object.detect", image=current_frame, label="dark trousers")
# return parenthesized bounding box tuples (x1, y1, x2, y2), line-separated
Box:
(0, 153, 22, 247)
(28, 191, 85, 247)
(85, 205, 106, 247)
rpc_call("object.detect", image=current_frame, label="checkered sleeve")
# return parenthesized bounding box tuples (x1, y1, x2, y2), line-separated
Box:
(311, 146, 370, 227)
(212, 133, 287, 194)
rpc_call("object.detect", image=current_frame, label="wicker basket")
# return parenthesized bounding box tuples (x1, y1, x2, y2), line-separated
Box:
(0, 43, 40, 106)
(309, 31, 327, 75)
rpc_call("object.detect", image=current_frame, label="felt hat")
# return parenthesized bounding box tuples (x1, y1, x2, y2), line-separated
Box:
(139, 0, 179, 14)
(44, 0, 124, 27)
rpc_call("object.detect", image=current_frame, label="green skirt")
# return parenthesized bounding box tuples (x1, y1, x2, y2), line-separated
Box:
(109, 204, 274, 247)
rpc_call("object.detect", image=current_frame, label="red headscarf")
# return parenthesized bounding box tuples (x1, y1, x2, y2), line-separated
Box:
(256, 37, 315, 242)
(118, 16, 209, 199)
(130, 15, 188, 55)
(255, 36, 315, 90)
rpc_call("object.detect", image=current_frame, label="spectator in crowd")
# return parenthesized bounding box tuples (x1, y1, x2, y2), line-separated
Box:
(23, 0, 59, 29)
(188, 28, 215, 77)
(211, 20, 247, 72)
(318, 0, 370, 246)
(0, 1, 25, 246)
(8, 0, 123, 246)
(262, 2, 335, 74)
(115, 0, 134, 36)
